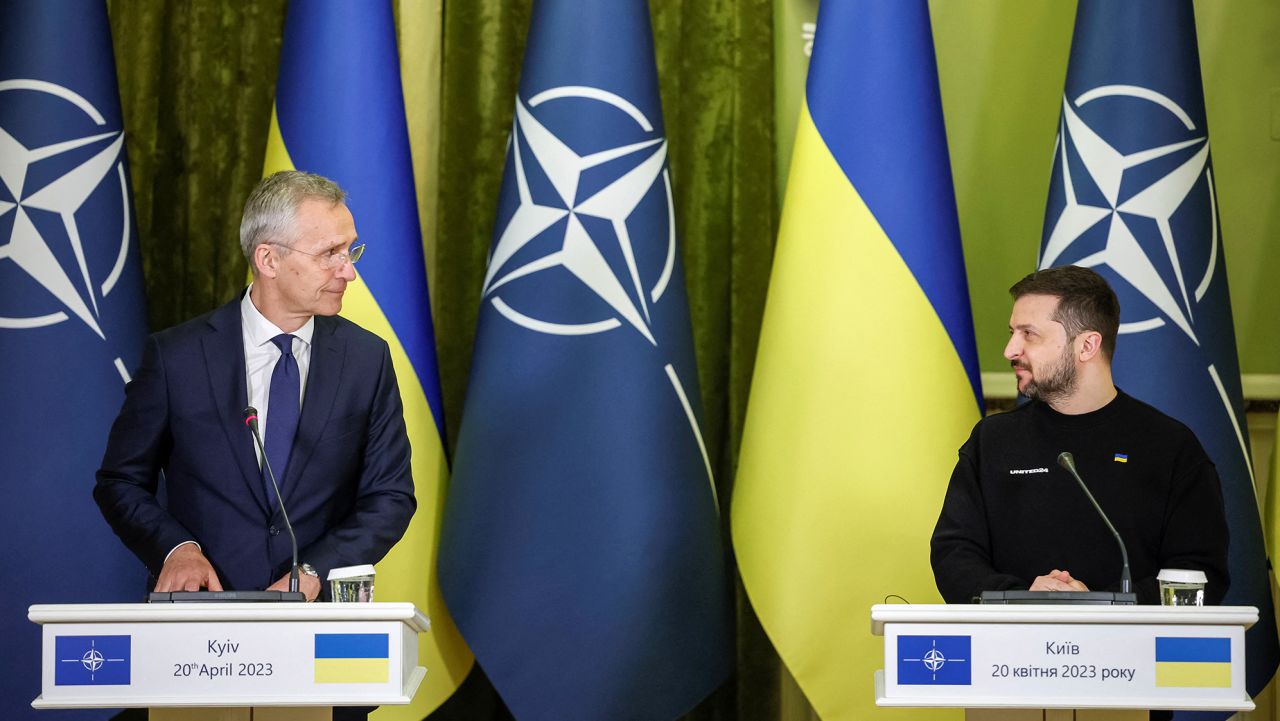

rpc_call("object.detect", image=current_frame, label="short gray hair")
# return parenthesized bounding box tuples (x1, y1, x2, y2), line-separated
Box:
(240, 170, 347, 273)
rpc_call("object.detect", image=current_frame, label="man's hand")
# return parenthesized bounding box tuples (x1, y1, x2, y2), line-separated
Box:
(267, 571, 321, 602)
(1029, 569, 1090, 592)
(155, 543, 223, 592)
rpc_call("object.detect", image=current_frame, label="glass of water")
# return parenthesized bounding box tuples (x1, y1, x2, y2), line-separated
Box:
(328, 564, 375, 603)
(1158, 568, 1206, 606)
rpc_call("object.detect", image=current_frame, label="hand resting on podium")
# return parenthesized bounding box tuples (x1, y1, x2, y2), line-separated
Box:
(155, 542, 321, 601)
(1029, 569, 1089, 593)
(155, 542, 223, 593)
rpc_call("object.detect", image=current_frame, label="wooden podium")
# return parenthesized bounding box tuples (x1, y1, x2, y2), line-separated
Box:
(872, 604, 1256, 721)
(29, 602, 430, 720)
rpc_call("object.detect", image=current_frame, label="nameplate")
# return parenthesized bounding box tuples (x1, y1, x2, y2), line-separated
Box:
(38, 619, 414, 707)
(879, 619, 1248, 710)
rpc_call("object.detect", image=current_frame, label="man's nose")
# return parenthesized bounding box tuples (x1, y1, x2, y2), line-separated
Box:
(1003, 336, 1020, 361)
(336, 260, 356, 282)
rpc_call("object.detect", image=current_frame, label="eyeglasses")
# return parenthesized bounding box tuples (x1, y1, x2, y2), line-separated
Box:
(269, 241, 365, 269)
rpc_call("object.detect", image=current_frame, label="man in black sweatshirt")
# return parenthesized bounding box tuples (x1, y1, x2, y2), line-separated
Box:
(931, 266, 1229, 605)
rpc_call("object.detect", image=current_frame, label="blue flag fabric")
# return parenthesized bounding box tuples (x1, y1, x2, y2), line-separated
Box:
(438, 1, 733, 718)
(265, 2, 472, 716)
(1040, 1, 1279, 715)
(0, 1, 149, 716)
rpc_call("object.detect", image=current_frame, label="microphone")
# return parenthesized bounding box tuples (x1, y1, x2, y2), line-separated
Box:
(1057, 451, 1132, 595)
(243, 406, 301, 596)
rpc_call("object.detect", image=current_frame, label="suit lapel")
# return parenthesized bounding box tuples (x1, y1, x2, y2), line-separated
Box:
(284, 315, 345, 496)
(203, 295, 271, 517)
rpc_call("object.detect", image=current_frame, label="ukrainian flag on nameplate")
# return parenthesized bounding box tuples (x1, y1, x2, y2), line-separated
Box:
(1155, 637, 1232, 689)
(314, 633, 390, 684)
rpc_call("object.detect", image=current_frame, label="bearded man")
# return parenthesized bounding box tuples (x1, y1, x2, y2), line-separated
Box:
(930, 265, 1229, 605)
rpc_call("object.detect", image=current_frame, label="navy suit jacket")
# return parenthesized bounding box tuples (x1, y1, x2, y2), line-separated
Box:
(95, 295, 416, 597)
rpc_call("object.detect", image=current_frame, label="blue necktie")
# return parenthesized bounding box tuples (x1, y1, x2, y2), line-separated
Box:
(263, 333, 299, 509)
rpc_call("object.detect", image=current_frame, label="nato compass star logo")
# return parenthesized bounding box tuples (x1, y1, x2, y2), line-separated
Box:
(482, 85, 716, 496)
(80, 647, 106, 672)
(1041, 84, 1215, 344)
(0, 79, 135, 382)
(483, 86, 676, 347)
(905, 643, 956, 679)
(1041, 83, 1252, 476)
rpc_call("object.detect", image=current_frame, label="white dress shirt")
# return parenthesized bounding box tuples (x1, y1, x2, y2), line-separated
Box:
(241, 285, 314, 449)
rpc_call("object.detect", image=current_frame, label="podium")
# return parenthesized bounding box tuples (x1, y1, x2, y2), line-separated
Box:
(872, 604, 1256, 721)
(29, 602, 430, 720)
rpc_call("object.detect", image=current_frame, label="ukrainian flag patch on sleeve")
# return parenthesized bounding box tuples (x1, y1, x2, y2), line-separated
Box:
(314, 633, 390, 684)
(1114, 453, 1128, 463)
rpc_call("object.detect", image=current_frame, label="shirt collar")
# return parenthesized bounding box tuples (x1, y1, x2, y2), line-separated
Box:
(241, 284, 315, 348)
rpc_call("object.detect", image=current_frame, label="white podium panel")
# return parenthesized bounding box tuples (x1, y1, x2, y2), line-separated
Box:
(872, 605, 1255, 712)
(29, 603, 429, 709)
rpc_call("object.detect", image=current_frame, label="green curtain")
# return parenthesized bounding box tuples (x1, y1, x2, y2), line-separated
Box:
(109, 1, 287, 328)
(109, 0, 796, 719)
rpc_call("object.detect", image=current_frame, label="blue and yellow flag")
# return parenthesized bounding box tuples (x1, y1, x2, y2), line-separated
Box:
(314, 633, 391, 685)
(437, 1, 733, 719)
(732, 2, 981, 720)
(0, 2, 149, 716)
(1039, 2, 1278, 715)
(1155, 637, 1232, 689)
(265, 2, 471, 716)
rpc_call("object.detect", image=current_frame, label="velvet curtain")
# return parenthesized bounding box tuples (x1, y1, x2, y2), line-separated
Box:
(108, 1, 794, 718)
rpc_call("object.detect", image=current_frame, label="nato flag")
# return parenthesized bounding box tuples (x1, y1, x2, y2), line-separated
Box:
(1040, 2, 1278, 715)
(54, 636, 131, 687)
(0, 1, 148, 716)
(898, 635, 972, 686)
(438, 1, 732, 719)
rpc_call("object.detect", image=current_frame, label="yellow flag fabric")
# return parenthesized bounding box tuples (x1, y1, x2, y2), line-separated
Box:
(732, 3, 981, 719)
(396, 0, 443, 309)
(263, 3, 471, 717)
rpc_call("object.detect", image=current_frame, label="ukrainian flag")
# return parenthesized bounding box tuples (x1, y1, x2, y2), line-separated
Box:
(731, 3, 980, 720)
(1155, 637, 1232, 688)
(265, 2, 471, 716)
(315, 633, 390, 684)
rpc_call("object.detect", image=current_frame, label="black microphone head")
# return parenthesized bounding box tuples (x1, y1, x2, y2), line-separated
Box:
(1057, 451, 1076, 473)
(243, 406, 259, 429)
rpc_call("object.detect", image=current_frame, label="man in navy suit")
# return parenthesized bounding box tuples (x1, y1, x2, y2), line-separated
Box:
(95, 170, 416, 603)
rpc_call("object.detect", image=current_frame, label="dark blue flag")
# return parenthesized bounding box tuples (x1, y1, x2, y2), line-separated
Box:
(1040, 1, 1278, 715)
(898, 635, 971, 686)
(53, 636, 131, 687)
(0, 1, 148, 716)
(438, 1, 732, 718)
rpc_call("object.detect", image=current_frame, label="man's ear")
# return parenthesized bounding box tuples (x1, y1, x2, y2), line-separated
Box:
(253, 244, 277, 279)
(1077, 330, 1104, 362)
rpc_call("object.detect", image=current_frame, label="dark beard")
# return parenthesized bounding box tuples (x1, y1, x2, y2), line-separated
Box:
(1017, 345, 1078, 403)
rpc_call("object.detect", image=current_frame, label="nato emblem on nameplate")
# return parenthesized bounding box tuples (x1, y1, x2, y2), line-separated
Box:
(54, 635, 131, 686)
(898, 635, 972, 685)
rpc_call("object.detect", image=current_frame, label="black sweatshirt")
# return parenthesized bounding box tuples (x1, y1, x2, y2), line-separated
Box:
(931, 390, 1229, 605)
